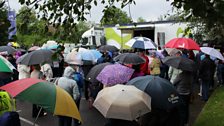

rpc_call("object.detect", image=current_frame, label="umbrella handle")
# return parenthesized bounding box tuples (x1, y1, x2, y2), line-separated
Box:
(33, 107, 43, 126)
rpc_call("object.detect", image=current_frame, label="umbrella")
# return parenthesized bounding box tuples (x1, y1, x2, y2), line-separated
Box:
(162, 56, 196, 71)
(90, 49, 102, 59)
(28, 46, 41, 52)
(164, 38, 200, 50)
(0, 78, 82, 122)
(200, 47, 224, 61)
(86, 63, 111, 84)
(125, 37, 157, 49)
(0, 55, 16, 73)
(127, 75, 180, 110)
(113, 53, 145, 65)
(78, 48, 96, 61)
(98, 45, 119, 52)
(93, 84, 151, 121)
(17, 49, 53, 65)
(96, 64, 134, 86)
(65, 51, 83, 65)
(0, 46, 16, 55)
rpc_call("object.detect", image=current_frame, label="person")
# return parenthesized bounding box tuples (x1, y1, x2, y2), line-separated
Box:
(57, 65, 80, 126)
(41, 63, 53, 81)
(17, 64, 30, 79)
(131, 64, 144, 79)
(30, 65, 46, 118)
(173, 70, 193, 126)
(198, 54, 216, 101)
(136, 49, 149, 75)
(52, 45, 65, 77)
(149, 52, 161, 76)
(216, 59, 224, 86)
(168, 51, 182, 84)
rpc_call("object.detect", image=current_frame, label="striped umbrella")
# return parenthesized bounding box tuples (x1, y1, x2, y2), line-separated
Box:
(0, 78, 82, 122)
(125, 37, 157, 49)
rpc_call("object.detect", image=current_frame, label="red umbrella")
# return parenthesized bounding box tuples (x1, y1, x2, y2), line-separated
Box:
(164, 38, 200, 50)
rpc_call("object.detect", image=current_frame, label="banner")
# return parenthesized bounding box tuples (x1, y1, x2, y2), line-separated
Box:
(7, 11, 16, 40)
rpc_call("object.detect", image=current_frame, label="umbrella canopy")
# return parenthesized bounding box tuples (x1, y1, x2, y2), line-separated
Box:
(127, 75, 180, 110)
(96, 64, 134, 86)
(0, 55, 16, 73)
(200, 47, 224, 61)
(164, 38, 200, 50)
(125, 37, 157, 49)
(86, 63, 111, 84)
(113, 53, 145, 65)
(65, 51, 83, 65)
(17, 49, 53, 65)
(90, 49, 102, 59)
(0, 78, 82, 121)
(0, 46, 16, 55)
(162, 56, 196, 71)
(78, 48, 97, 61)
(98, 45, 119, 52)
(93, 84, 151, 121)
(28, 46, 41, 52)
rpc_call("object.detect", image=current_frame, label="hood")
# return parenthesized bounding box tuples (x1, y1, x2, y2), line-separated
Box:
(63, 66, 75, 78)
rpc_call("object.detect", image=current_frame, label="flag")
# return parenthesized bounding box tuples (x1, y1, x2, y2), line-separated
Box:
(8, 11, 16, 40)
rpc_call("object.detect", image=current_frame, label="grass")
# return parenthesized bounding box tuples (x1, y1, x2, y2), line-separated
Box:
(193, 86, 224, 126)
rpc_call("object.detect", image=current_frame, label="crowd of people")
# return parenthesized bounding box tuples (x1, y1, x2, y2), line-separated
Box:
(0, 44, 224, 126)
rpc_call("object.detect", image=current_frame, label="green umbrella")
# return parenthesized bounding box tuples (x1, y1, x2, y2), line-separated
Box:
(0, 55, 15, 73)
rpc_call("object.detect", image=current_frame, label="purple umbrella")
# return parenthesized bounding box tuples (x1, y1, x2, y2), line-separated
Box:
(96, 64, 134, 86)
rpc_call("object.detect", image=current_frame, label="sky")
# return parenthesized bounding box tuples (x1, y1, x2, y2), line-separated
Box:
(8, 0, 174, 23)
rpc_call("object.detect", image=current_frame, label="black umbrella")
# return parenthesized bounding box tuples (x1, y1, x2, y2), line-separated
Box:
(0, 46, 16, 55)
(127, 75, 181, 110)
(98, 45, 119, 52)
(162, 56, 196, 72)
(86, 63, 111, 84)
(16, 49, 53, 65)
(114, 53, 145, 65)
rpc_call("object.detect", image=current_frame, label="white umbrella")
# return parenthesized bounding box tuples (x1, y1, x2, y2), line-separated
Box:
(65, 51, 83, 65)
(125, 37, 157, 49)
(93, 84, 151, 121)
(200, 47, 224, 61)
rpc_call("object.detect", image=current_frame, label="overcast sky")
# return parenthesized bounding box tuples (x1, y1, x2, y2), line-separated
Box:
(9, 0, 173, 23)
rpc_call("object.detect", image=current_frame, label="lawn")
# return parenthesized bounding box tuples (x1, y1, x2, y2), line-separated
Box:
(193, 86, 224, 126)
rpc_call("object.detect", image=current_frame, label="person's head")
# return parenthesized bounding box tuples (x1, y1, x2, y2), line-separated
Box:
(175, 51, 182, 57)
(63, 66, 75, 78)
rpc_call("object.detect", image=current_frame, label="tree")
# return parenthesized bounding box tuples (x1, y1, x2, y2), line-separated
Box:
(171, 0, 224, 43)
(137, 17, 146, 23)
(0, 0, 10, 45)
(100, 6, 132, 25)
(13, 0, 135, 26)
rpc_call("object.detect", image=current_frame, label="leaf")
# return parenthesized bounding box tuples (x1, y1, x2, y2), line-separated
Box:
(19, 0, 25, 4)
(94, 0, 97, 6)
(0, 1, 5, 8)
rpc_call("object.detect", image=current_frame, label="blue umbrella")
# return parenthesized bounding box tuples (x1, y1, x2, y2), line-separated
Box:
(90, 49, 102, 59)
(127, 75, 181, 110)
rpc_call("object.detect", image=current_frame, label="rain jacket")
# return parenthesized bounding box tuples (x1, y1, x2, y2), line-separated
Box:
(41, 63, 53, 81)
(168, 67, 182, 84)
(17, 64, 30, 79)
(58, 66, 80, 101)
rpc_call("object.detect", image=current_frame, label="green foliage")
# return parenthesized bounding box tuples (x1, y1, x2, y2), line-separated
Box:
(193, 87, 224, 126)
(100, 6, 132, 25)
(171, 0, 224, 43)
(0, 1, 10, 45)
(18, 0, 135, 27)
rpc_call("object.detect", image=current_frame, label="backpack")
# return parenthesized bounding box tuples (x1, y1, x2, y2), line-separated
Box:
(0, 91, 15, 116)
(73, 72, 84, 88)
